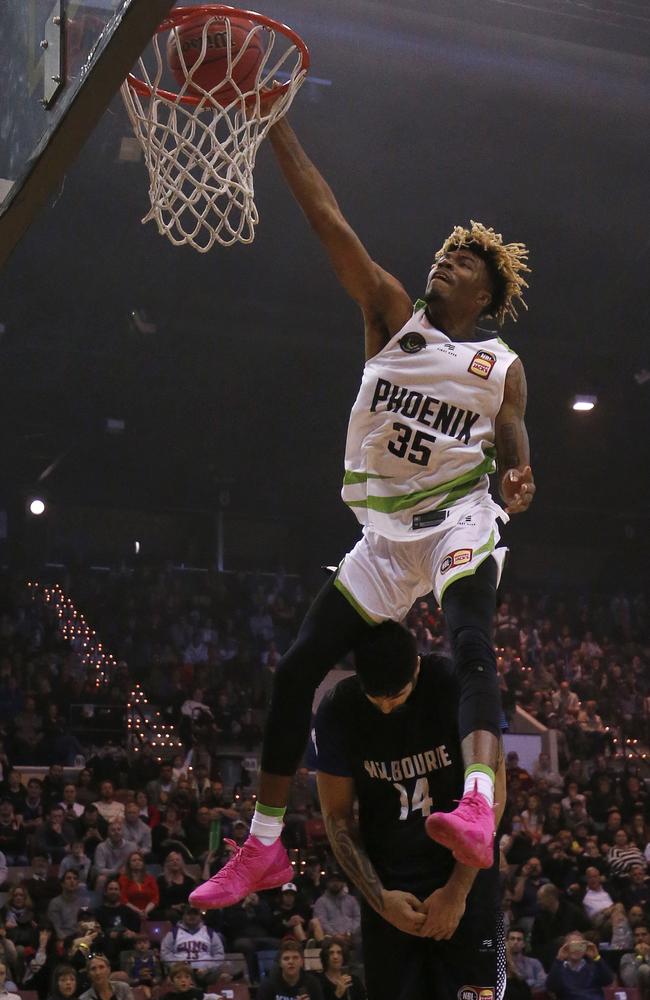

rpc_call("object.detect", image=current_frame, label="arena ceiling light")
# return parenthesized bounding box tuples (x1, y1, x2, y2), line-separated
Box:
(29, 498, 46, 516)
(571, 394, 597, 412)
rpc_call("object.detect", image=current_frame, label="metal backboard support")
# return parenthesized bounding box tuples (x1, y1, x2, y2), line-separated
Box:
(0, 0, 177, 269)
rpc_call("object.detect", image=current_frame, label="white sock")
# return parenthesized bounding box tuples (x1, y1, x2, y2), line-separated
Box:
(464, 767, 495, 807)
(250, 806, 285, 846)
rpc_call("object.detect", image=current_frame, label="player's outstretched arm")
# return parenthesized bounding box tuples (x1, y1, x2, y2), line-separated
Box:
(495, 358, 536, 514)
(269, 118, 412, 359)
(317, 771, 426, 936)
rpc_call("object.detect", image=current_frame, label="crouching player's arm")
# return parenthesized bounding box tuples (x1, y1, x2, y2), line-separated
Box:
(317, 771, 426, 937)
(418, 747, 507, 939)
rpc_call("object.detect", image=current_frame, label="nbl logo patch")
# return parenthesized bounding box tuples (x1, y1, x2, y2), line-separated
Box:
(468, 349, 496, 379)
(399, 332, 426, 354)
(440, 548, 473, 574)
(458, 989, 494, 1000)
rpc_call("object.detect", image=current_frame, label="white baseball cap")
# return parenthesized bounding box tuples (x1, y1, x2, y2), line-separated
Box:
(281, 882, 298, 893)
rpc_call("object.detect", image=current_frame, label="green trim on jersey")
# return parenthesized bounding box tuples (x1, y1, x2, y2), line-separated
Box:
(413, 298, 427, 311)
(345, 451, 496, 515)
(496, 336, 516, 354)
(343, 470, 394, 485)
(333, 576, 379, 626)
(474, 529, 496, 557)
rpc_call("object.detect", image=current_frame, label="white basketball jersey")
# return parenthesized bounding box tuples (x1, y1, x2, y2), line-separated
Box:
(173, 924, 214, 966)
(342, 303, 518, 540)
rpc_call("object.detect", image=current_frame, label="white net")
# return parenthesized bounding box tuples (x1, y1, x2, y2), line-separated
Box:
(120, 9, 308, 252)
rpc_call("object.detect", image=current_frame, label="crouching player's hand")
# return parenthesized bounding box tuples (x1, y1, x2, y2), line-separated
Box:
(417, 884, 467, 939)
(381, 889, 427, 936)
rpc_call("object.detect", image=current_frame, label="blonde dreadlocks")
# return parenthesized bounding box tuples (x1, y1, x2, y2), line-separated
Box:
(434, 220, 531, 326)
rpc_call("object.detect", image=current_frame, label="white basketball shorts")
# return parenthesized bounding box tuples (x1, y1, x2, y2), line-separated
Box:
(334, 497, 508, 622)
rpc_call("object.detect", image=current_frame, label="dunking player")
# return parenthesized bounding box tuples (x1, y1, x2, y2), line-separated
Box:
(190, 117, 534, 909)
(314, 621, 506, 1000)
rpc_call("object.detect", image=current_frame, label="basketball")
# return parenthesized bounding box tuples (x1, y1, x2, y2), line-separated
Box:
(166, 13, 266, 103)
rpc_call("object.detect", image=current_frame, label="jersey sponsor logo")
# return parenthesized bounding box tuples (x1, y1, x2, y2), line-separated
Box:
(468, 350, 496, 379)
(363, 745, 452, 781)
(459, 989, 494, 1000)
(370, 377, 481, 445)
(440, 548, 473, 574)
(399, 331, 426, 353)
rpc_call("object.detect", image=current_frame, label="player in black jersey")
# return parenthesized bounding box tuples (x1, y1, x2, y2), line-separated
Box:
(312, 621, 506, 1000)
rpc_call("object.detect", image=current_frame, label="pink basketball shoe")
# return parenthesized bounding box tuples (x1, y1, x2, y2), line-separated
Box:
(189, 836, 294, 909)
(425, 786, 495, 869)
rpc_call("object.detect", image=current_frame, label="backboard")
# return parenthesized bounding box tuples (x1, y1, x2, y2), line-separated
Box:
(0, 0, 177, 269)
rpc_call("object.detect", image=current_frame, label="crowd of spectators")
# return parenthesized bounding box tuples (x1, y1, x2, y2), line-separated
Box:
(0, 568, 648, 1000)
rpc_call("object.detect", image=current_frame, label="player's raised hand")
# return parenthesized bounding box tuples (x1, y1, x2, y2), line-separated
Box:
(381, 889, 427, 936)
(501, 465, 535, 514)
(417, 884, 467, 939)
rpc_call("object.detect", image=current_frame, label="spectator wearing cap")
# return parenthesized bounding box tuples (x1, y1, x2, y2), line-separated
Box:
(257, 940, 324, 1000)
(506, 928, 547, 991)
(313, 873, 361, 951)
(229, 820, 249, 849)
(619, 924, 650, 997)
(297, 856, 326, 907)
(160, 906, 224, 985)
(270, 883, 322, 944)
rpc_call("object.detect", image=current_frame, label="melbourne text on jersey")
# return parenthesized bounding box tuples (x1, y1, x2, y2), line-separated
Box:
(363, 745, 452, 782)
(370, 377, 481, 445)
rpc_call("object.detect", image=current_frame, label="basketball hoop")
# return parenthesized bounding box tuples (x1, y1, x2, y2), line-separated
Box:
(120, 5, 309, 252)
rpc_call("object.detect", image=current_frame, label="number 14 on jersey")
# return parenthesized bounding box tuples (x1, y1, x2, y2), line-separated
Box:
(394, 776, 433, 820)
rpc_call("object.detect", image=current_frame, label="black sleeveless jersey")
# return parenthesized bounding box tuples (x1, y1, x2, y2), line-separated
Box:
(314, 654, 473, 897)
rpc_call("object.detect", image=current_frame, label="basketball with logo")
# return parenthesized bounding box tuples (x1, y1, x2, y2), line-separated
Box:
(166, 13, 266, 103)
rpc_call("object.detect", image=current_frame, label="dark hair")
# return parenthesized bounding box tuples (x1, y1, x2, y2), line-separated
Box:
(320, 940, 349, 971)
(353, 621, 418, 697)
(50, 964, 78, 997)
(279, 939, 303, 956)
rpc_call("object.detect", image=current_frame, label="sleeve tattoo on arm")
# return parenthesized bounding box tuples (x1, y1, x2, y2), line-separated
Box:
(324, 815, 384, 913)
(499, 422, 520, 469)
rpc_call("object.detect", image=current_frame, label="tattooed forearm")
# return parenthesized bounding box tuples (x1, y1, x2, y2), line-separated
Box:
(324, 814, 385, 913)
(497, 422, 520, 469)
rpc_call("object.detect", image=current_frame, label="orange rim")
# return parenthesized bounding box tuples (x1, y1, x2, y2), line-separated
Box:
(126, 3, 310, 107)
